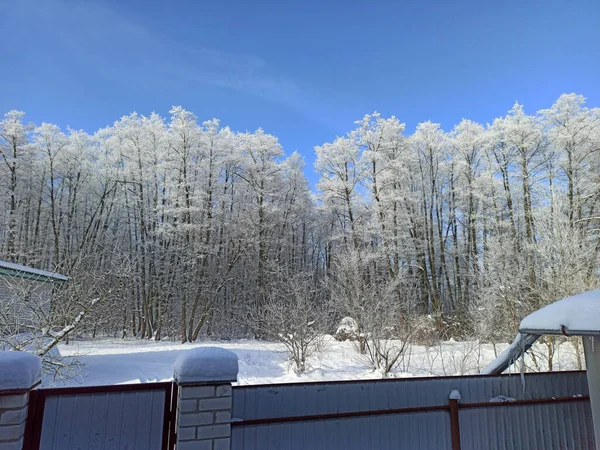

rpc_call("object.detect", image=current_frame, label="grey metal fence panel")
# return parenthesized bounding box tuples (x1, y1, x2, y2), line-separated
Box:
(38, 389, 166, 450)
(232, 410, 452, 450)
(232, 371, 589, 420)
(232, 371, 591, 450)
(460, 401, 595, 450)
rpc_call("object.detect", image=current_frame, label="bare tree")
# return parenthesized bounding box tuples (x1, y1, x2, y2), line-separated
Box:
(252, 271, 327, 373)
(0, 274, 102, 382)
(329, 250, 417, 375)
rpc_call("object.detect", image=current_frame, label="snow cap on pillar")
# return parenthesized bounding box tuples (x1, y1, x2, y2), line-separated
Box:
(174, 347, 238, 385)
(0, 351, 42, 391)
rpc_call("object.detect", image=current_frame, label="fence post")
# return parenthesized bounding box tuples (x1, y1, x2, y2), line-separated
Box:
(173, 347, 238, 450)
(0, 351, 41, 450)
(449, 389, 461, 450)
(583, 336, 600, 450)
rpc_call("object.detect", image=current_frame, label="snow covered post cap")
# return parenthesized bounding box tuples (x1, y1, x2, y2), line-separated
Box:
(0, 351, 42, 391)
(449, 390, 461, 402)
(174, 347, 238, 385)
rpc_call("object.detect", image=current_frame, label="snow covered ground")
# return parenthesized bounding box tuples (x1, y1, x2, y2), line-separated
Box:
(51, 336, 584, 387)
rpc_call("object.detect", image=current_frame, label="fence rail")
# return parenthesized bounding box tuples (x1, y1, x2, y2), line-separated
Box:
(231, 394, 590, 427)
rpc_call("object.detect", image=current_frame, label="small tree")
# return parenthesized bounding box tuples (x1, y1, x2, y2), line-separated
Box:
(0, 276, 100, 382)
(360, 290, 415, 376)
(255, 271, 327, 373)
(363, 329, 412, 375)
(329, 250, 416, 376)
(0, 256, 125, 383)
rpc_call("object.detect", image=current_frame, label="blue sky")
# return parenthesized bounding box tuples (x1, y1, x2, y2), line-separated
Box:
(1, 0, 599, 186)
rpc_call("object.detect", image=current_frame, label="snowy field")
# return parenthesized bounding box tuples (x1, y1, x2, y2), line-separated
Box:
(50, 336, 584, 387)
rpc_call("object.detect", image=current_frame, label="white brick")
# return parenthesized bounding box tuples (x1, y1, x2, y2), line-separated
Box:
(178, 399, 197, 413)
(214, 411, 231, 423)
(215, 385, 232, 397)
(176, 426, 196, 441)
(0, 438, 24, 450)
(0, 408, 27, 425)
(178, 412, 213, 427)
(198, 397, 231, 411)
(0, 423, 24, 440)
(214, 437, 231, 450)
(180, 386, 215, 399)
(0, 395, 28, 409)
(196, 424, 230, 440)
(176, 440, 212, 450)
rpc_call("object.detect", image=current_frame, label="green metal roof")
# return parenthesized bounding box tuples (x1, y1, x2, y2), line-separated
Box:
(0, 260, 68, 283)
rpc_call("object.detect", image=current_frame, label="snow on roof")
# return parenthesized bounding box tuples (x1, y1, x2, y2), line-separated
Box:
(0, 260, 68, 282)
(0, 351, 42, 391)
(519, 289, 600, 336)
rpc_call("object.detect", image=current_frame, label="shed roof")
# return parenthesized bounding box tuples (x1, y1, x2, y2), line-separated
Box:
(519, 289, 600, 336)
(483, 289, 600, 375)
(0, 260, 68, 283)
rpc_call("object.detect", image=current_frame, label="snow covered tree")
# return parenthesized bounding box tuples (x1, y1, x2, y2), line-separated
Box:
(2, 92, 600, 349)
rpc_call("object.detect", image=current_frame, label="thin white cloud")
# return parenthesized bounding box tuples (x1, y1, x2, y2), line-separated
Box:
(0, 0, 313, 117)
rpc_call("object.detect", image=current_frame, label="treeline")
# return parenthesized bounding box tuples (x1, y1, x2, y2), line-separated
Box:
(1, 94, 599, 343)
(0, 108, 318, 341)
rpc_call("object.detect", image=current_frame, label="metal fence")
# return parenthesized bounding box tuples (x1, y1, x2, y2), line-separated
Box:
(21, 370, 595, 449)
(231, 371, 594, 450)
(23, 382, 177, 450)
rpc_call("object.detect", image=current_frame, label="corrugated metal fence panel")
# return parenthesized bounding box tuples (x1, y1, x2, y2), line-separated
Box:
(232, 410, 452, 450)
(232, 371, 589, 421)
(38, 389, 166, 450)
(460, 401, 595, 450)
(232, 371, 591, 450)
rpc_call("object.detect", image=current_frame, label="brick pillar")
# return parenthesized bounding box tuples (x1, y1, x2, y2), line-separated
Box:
(174, 347, 238, 450)
(0, 352, 42, 450)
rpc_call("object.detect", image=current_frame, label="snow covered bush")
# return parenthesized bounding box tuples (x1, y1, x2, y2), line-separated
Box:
(359, 309, 416, 376)
(334, 317, 358, 341)
(362, 333, 412, 376)
(254, 271, 327, 373)
(435, 340, 485, 375)
(410, 315, 443, 346)
(329, 250, 417, 375)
